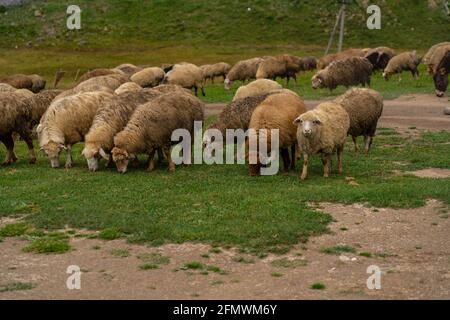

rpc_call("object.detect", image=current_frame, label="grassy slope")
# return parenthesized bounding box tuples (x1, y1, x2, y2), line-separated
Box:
(0, 128, 449, 253)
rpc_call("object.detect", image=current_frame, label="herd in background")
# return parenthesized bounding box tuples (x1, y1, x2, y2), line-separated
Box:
(0, 41, 448, 179)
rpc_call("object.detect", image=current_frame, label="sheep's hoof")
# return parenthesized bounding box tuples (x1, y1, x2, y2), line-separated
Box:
(65, 163, 73, 169)
(168, 165, 176, 172)
(300, 175, 307, 180)
(147, 161, 155, 171)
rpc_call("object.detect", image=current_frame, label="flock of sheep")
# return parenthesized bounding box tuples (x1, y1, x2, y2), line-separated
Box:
(0, 41, 448, 179)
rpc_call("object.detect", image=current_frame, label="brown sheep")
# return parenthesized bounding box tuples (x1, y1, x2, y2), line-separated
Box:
(152, 84, 193, 95)
(114, 82, 142, 94)
(130, 67, 165, 88)
(312, 57, 373, 91)
(382, 51, 422, 81)
(112, 63, 142, 75)
(224, 57, 264, 89)
(423, 42, 450, 74)
(232, 79, 282, 101)
(38, 91, 115, 168)
(162, 63, 205, 96)
(201, 62, 231, 84)
(112, 92, 204, 173)
(256, 54, 303, 85)
(294, 102, 350, 180)
(299, 57, 318, 71)
(364, 47, 396, 71)
(82, 89, 162, 171)
(333, 88, 383, 153)
(71, 74, 128, 95)
(247, 91, 307, 176)
(317, 48, 365, 70)
(424, 43, 450, 97)
(76, 68, 121, 85)
(0, 74, 46, 93)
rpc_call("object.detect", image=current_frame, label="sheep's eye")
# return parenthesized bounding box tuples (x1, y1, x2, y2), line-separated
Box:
(313, 120, 321, 125)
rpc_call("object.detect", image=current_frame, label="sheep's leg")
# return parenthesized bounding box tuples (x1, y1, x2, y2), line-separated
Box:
(163, 146, 176, 171)
(364, 136, 373, 153)
(65, 145, 73, 169)
(281, 148, 290, 172)
(193, 86, 198, 97)
(0, 134, 17, 165)
(323, 154, 331, 177)
(146, 148, 157, 171)
(157, 148, 164, 165)
(290, 144, 296, 170)
(337, 146, 344, 174)
(16, 125, 36, 164)
(201, 86, 206, 97)
(352, 136, 359, 152)
(300, 153, 309, 180)
(286, 76, 290, 86)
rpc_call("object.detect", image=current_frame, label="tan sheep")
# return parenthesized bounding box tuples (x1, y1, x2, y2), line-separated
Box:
(294, 102, 350, 180)
(232, 79, 282, 101)
(256, 54, 302, 85)
(224, 57, 264, 89)
(423, 42, 450, 74)
(382, 51, 422, 81)
(0, 90, 62, 164)
(58, 74, 128, 99)
(0, 83, 16, 92)
(299, 57, 318, 71)
(0, 74, 46, 93)
(112, 92, 204, 173)
(201, 62, 231, 84)
(76, 68, 121, 85)
(152, 84, 193, 95)
(162, 63, 205, 96)
(38, 91, 115, 168)
(82, 89, 162, 171)
(247, 91, 307, 176)
(112, 63, 142, 75)
(317, 48, 365, 70)
(114, 82, 142, 94)
(130, 67, 165, 88)
(333, 88, 383, 153)
(312, 57, 373, 91)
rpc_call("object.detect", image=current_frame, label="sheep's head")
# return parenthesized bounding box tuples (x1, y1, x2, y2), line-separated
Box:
(434, 68, 448, 97)
(293, 114, 322, 138)
(41, 141, 65, 168)
(224, 78, 232, 90)
(382, 70, 391, 81)
(111, 147, 132, 174)
(311, 74, 324, 89)
(82, 144, 110, 172)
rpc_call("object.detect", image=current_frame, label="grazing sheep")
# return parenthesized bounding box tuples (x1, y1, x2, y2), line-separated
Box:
(112, 63, 142, 75)
(256, 54, 303, 85)
(299, 57, 318, 71)
(0, 74, 46, 93)
(312, 57, 373, 91)
(247, 91, 307, 176)
(317, 48, 365, 70)
(333, 88, 383, 153)
(364, 47, 396, 71)
(76, 68, 120, 85)
(201, 62, 231, 83)
(72, 74, 128, 94)
(114, 82, 142, 94)
(12, 89, 34, 99)
(382, 51, 422, 81)
(162, 63, 205, 96)
(130, 67, 165, 88)
(424, 43, 450, 97)
(38, 91, 115, 168)
(294, 102, 350, 180)
(112, 92, 204, 173)
(0, 83, 16, 92)
(224, 57, 264, 89)
(56, 85, 115, 100)
(0, 90, 62, 164)
(423, 42, 450, 74)
(233, 79, 282, 101)
(152, 84, 193, 95)
(82, 89, 162, 171)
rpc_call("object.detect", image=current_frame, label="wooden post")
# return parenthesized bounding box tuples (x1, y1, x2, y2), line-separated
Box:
(325, 7, 344, 55)
(338, 2, 346, 52)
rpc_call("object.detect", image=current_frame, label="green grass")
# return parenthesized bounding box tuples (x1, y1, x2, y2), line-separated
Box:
(0, 130, 449, 254)
(23, 237, 70, 254)
(180, 261, 205, 270)
(109, 249, 130, 258)
(137, 253, 170, 266)
(271, 272, 283, 278)
(310, 282, 326, 290)
(271, 258, 308, 268)
(0, 223, 30, 237)
(0, 282, 35, 292)
(321, 245, 356, 255)
(98, 228, 124, 240)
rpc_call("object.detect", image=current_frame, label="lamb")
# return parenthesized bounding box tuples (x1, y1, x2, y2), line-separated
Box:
(114, 82, 142, 94)
(76, 68, 121, 84)
(130, 67, 165, 88)
(247, 91, 307, 176)
(112, 63, 142, 75)
(38, 91, 115, 168)
(112, 92, 204, 173)
(364, 47, 396, 71)
(382, 51, 422, 81)
(224, 57, 264, 89)
(333, 88, 383, 153)
(0, 74, 46, 93)
(162, 63, 205, 96)
(82, 89, 162, 171)
(317, 48, 365, 70)
(232, 79, 282, 101)
(0, 90, 62, 164)
(312, 57, 373, 91)
(294, 102, 350, 180)
(256, 54, 302, 85)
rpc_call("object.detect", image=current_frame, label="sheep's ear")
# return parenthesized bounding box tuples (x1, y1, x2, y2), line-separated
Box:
(99, 148, 110, 161)
(293, 117, 302, 125)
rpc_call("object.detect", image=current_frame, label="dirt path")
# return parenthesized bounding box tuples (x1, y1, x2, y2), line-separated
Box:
(206, 94, 450, 130)
(1, 199, 449, 300)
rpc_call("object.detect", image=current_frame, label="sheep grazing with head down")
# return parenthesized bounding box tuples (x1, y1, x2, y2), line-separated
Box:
(317, 48, 365, 70)
(299, 57, 317, 71)
(424, 43, 450, 97)
(333, 88, 383, 153)
(38, 91, 115, 168)
(201, 63, 231, 84)
(383, 51, 422, 81)
(82, 89, 162, 171)
(152, 84, 193, 95)
(256, 54, 303, 85)
(294, 102, 350, 180)
(114, 82, 142, 94)
(247, 91, 307, 176)
(112, 63, 142, 75)
(0, 74, 46, 93)
(162, 63, 205, 96)
(57, 74, 128, 99)
(112, 92, 204, 173)
(423, 42, 450, 74)
(232, 79, 282, 101)
(224, 57, 264, 89)
(130, 67, 165, 88)
(76, 68, 122, 85)
(312, 57, 373, 91)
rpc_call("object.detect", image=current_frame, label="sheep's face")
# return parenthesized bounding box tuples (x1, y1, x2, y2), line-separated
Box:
(112, 147, 131, 174)
(382, 71, 391, 80)
(294, 116, 322, 138)
(224, 78, 232, 90)
(82, 146, 110, 172)
(434, 68, 448, 97)
(41, 141, 64, 168)
(311, 75, 323, 89)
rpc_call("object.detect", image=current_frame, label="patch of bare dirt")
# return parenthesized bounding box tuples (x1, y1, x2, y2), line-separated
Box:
(1, 200, 449, 299)
(408, 168, 450, 178)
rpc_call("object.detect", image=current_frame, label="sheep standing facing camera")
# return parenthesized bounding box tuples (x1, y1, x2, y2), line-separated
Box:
(294, 102, 350, 180)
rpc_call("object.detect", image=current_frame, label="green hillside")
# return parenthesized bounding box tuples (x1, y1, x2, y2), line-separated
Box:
(0, 0, 449, 50)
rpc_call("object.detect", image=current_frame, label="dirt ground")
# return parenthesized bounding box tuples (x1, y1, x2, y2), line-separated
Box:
(1, 94, 449, 300)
